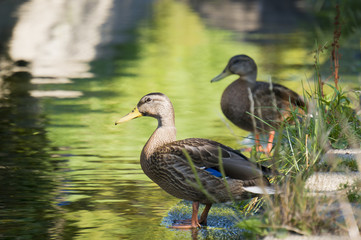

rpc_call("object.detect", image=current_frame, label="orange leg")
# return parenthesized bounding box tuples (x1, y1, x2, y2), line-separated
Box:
(255, 133, 263, 152)
(199, 203, 212, 225)
(171, 202, 212, 229)
(256, 131, 275, 154)
(241, 133, 262, 152)
(265, 130, 275, 154)
(243, 131, 274, 155)
(171, 202, 201, 229)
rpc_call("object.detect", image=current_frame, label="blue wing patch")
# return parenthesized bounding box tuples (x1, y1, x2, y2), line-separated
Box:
(205, 167, 223, 177)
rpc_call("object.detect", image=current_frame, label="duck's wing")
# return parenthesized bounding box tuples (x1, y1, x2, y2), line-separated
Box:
(271, 83, 306, 108)
(160, 138, 271, 181)
(252, 82, 305, 108)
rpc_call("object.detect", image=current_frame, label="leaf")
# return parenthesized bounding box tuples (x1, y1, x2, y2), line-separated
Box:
(236, 218, 268, 235)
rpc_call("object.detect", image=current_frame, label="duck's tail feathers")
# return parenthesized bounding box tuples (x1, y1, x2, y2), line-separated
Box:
(243, 185, 276, 195)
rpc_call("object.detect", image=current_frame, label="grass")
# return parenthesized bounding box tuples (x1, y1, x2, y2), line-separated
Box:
(235, 72, 361, 238)
(231, 6, 361, 237)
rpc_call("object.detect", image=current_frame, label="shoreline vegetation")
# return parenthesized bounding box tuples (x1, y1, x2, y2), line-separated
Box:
(232, 4, 361, 238)
(181, 3, 361, 238)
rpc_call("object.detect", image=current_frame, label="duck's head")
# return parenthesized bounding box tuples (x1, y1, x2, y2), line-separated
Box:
(211, 55, 257, 83)
(115, 92, 175, 125)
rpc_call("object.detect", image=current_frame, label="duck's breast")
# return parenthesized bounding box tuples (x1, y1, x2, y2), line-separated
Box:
(220, 80, 254, 131)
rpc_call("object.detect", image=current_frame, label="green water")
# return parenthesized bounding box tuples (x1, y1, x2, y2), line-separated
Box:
(1, 1, 360, 239)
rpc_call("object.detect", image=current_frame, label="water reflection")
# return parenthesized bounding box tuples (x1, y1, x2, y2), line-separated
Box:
(188, 0, 308, 34)
(9, 0, 114, 78)
(0, 64, 59, 239)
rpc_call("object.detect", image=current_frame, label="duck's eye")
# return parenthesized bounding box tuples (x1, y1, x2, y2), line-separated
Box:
(144, 98, 152, 103)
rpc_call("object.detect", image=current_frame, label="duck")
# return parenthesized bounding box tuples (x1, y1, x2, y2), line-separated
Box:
(211, 55, 306, 153)
(115, 92, 275, 229)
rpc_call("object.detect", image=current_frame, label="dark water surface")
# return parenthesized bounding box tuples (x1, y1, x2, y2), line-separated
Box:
(1, 0, 360, 239)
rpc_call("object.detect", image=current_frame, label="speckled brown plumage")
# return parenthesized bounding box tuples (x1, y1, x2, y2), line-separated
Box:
(115, 92, 274, 228)
(143, 137, 271, 204)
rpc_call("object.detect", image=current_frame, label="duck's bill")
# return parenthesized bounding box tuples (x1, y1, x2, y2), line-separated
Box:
(210, 70, 231, 83)
(115, 107, 142, 125)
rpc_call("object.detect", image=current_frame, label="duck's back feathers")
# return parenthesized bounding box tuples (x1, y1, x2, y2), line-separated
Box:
(251, 81, 306, 120)
(156, 138, 269, 180)
(268, 82, 306, 108)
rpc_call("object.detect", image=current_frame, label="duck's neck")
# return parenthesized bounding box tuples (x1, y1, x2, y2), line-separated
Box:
(141, 116, 176, 160)
(238, 72, 257, 84)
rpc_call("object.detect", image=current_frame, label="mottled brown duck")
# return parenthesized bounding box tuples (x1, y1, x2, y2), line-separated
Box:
(115, 92, 274, 229)
(211, 55, 306, 153)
